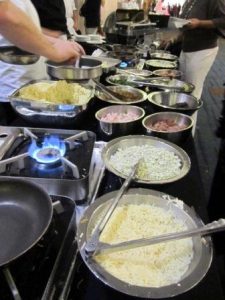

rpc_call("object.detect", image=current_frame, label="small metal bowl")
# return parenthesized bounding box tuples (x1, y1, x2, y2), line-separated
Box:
(95, 85, 147, 104)
(152, 69, 183, 79)
(148, 91, 203, 116)
(46, 57, 102, 81)
(142, 112, 193, 145)
(0, 46, 40, 65)
(95, 105, 145, 137)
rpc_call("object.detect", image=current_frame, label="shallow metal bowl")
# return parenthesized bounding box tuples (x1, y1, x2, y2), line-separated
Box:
(148, 91, 203, 116)
(9, 80, 94, 126)
(0, 46, 40, 65)
(152, 69, 183, 79)
(95, 105, 145, 138)
(150, 52, 178, 61)
(142, 112, 193, 145)
(46, 57, 102, 81)
(106, 74, 141, 87)
(102, 135, 191, 184)
(95, 85, 147, 104)
(77, 188, 213, 298)
(145, 59, 177, 71)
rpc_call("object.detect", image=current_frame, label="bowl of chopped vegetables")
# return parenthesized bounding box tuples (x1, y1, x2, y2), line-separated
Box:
(95, 105, 145, 138)
(142, 112, 193, 145)
(102, 135, 191, 184)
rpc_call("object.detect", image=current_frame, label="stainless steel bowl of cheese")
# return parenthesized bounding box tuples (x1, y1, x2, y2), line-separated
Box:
(77, 188, 213, 298)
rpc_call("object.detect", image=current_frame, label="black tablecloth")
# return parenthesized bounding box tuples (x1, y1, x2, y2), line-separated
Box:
(1, 97, 224, 300)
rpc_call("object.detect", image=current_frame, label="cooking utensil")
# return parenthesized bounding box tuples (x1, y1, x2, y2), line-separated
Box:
(84, 161, 140, 257)
(0, 178, 53, 267)
(0, 129, 21, 160)
(95, 218, 225, 255)
(102, 135, 191, 184)
(77, 188, 213, 298)
(92, 79, 124, 102)
(0, 46, 40, 65)
(46, 57, 102, 81)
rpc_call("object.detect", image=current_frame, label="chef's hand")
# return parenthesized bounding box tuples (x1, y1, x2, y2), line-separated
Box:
(51, 39, 85, 62)
(183, 18, 200, 29)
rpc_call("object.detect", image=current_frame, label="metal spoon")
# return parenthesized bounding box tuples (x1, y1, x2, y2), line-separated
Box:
(94, 218, 225, 255)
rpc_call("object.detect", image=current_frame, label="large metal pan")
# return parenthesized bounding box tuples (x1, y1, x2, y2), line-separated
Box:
(0, 178, 53, 267)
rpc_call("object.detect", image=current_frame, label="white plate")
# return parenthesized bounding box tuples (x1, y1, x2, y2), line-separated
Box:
(170, 17, 190, 29)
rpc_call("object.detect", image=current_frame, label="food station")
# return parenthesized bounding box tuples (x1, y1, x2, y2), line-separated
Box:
(0, 11, 224, 300)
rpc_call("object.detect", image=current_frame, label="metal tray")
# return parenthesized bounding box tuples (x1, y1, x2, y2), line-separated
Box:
(77, 188, 213, 298)
(145, 59, 177, 69)
(101, 135, 191, 184)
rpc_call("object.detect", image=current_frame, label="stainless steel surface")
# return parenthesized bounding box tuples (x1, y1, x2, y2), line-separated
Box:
(142, 112, 193, 145)
(9, 80, 94, 126)
(148, 91, 203, 115)
(130, 78, 195, 93)
(96, 218, 225, 255)
(85, 161, 140, 256)
(46, 57, 102, 81)
(0, 127, 95, 202)
(77, 188, 213, 298)
(95, 105, 145, 137)
(102, 135, 191, 184)
(0, 128, 20, 160)
(0, 46, 40, 65)
(83, 55, 121, 73)
(95, 85, 147, 104)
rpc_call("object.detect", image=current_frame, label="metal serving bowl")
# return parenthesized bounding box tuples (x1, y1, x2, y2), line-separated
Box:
(46, 57, 102, 81)
(145, 59, 177, 71)
(0, 46, 40, 65)
(9, 80, 95, 127)
(152, 69, 183, 79)
(148, 91, 203, 116)
(95, 105, 145, 138)
(150, 52, 178, 61)
(95, 85, 147, 104)
(77, 188, 213, 298)
(142, 112, 193, 145)
(102, 135, 191, 184)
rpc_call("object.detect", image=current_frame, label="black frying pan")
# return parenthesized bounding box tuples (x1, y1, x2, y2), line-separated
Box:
(0, 178, 53, 267)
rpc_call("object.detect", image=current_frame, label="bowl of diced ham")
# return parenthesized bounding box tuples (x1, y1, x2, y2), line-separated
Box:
(142, 112, 193, 145)
(95, 105, 145, 138)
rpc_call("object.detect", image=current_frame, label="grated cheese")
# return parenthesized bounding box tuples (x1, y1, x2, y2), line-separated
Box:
(95, 203, 193, 288)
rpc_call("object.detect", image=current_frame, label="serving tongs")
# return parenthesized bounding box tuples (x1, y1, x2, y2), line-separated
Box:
(92, 79, 124, 102)
(85, 160, 141, 257)
(93, 218, 225, 256)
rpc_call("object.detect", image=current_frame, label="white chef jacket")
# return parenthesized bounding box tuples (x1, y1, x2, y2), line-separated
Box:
(0, 0, 47, 102)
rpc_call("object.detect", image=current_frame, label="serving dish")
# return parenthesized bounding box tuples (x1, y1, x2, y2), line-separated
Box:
(145, 59, 177, 70)
(45, 57, 102, 81)
(9, 80, 94, 126)
(152, 69, 183, 79)
(150, 52, 178, 61)
(130, 78, 195, 93)
(148, 91, 203, 116)
(95, 85, 147, 104)
(77, 188, 213, 298)
(95, 105, 145, 137)
(116, 68, 153, 77)
(101, 135, 191, 184)
(0, 46, 40, 65)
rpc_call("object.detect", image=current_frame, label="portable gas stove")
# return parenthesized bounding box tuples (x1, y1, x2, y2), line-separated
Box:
(0, 126, 96, 203)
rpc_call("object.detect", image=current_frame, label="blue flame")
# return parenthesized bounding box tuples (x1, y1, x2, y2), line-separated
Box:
(28, 135, 66, 164)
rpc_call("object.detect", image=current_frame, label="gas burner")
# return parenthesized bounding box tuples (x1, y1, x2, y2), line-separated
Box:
(29, 136, 66, 164)
(0, 127, 96, 202)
